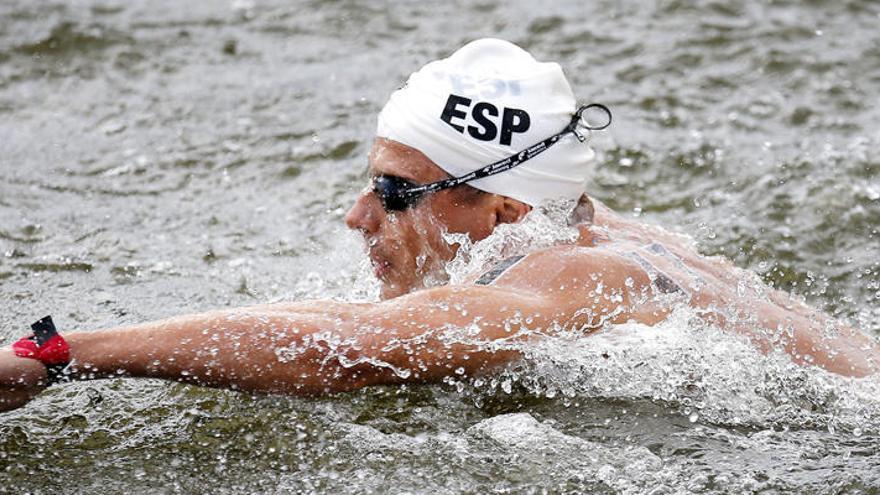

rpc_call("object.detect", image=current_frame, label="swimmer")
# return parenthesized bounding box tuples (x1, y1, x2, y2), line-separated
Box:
(2, 39, 878, 412)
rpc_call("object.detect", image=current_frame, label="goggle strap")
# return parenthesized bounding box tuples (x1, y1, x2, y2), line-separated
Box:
(402, 118, 574, 198)
(391, 103, 611, 202)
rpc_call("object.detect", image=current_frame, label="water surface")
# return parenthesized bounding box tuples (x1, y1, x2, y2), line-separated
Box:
(1, 1, 879, 493)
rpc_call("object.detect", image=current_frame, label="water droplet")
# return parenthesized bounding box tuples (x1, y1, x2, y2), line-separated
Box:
(501, 379, 512, 394)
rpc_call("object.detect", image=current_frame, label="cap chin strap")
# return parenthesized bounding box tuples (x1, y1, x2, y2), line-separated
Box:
(12, 316, 71, 385)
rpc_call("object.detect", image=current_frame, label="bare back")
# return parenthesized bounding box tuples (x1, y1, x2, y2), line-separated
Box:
(469, 199, 880, 377)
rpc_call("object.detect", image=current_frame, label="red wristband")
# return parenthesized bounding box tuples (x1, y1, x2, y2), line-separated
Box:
(12, 316, 71, 384)
(13, 333, 70, 364)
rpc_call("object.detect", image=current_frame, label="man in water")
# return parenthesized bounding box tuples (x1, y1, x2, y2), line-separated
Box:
(2, 39, 877, 411)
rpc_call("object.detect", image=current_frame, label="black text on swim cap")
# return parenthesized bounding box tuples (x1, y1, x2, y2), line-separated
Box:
(440, 94, 531, 146)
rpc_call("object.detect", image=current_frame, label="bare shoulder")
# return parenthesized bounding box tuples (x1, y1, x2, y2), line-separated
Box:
(493, 244, 668, 329)
(479, 244, 652, 296)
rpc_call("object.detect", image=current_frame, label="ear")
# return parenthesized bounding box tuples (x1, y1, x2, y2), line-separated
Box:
(495, 196, 531, 225)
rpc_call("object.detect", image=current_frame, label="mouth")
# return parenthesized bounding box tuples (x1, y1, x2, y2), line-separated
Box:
(369, 252, 392, 279)
(365, 240, 393, 280)
(363, 233, 402, 282)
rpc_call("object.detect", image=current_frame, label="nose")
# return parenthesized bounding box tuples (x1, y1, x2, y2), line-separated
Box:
(345, 189, 383, 234)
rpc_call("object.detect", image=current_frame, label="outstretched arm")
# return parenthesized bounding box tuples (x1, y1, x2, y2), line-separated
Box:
(0, 285, 575, 411)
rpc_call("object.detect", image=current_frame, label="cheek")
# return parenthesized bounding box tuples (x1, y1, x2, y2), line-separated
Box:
(436, 202, 495, 239)
(404, 209, 456, 257)
(384, 213, 429, 258)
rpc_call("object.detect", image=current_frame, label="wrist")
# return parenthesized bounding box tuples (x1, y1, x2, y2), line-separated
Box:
(64, 331, 124, 381)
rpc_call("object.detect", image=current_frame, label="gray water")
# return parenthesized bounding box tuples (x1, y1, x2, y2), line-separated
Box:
(1, 0, 879, 493)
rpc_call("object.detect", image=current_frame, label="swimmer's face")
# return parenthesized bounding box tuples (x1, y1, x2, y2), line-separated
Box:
(345, 138, 526, 299)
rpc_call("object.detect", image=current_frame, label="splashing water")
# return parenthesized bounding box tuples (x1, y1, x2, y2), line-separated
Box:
(466, 308, 880, 433)
(444, 198, 581, 284)
(286, 199, 880, 442)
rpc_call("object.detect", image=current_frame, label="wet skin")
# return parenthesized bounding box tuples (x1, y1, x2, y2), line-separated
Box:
(349, 138, 879, 376)
(1, 138, 878, 412)
(345, 138, 529, 299)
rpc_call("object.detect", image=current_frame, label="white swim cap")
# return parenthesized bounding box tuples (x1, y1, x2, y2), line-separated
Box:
(377, 38, 596, 207)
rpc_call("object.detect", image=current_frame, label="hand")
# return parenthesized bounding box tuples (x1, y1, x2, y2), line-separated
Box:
(0, 348, 48, 412)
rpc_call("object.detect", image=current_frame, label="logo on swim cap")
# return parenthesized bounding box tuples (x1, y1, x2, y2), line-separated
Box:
(439, 94, 531, 146)
(431, 71, 523, 99)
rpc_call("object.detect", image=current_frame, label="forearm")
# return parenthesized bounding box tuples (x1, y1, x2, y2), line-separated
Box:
(785, 313, 880, 377)
(63, 306, 387, 395)
(10, 285, 548, 400)
(706, 298, 879, 377)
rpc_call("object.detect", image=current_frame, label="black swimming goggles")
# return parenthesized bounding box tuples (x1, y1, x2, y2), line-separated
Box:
(371, 103, 612, 212)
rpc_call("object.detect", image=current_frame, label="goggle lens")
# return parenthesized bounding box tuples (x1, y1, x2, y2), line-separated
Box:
(372, 175, 424, 211)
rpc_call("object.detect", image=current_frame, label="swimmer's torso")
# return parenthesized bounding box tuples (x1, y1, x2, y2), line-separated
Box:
(464, 199, 878, 375)
(467, 200, 736, 321)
